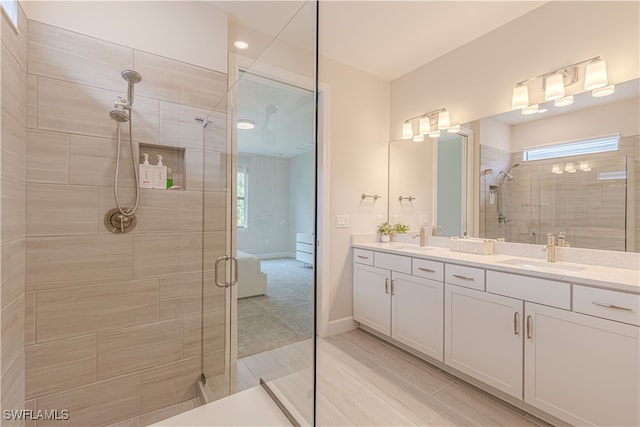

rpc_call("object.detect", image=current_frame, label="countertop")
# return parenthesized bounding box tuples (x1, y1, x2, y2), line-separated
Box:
(353, 241, 640, 294)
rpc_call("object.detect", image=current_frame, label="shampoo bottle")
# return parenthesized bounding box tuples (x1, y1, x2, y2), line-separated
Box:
(153, 154, 167, 189)
(139, 153, 154, 189)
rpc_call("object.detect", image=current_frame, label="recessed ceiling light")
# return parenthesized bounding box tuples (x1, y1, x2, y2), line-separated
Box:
(234, 40, 249, 50)
(237, 119, 254, 130)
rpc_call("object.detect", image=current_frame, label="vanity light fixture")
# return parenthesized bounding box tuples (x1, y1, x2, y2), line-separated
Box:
(565, 162, 576, 173)
(552, 164, 562, 174)
(511, 56, 614, 115)
(579, 161, 591, 172)
(401, 107, 454, 140)
(521, 104, 539, 115)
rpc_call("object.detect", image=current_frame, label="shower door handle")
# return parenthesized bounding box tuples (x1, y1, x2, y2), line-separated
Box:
(230, 256, 239, 287)
(214, 255, 231, 288)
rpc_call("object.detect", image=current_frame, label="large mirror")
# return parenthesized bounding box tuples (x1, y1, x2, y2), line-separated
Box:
(388, 78, 639, 252)
(388, 132, 471, 237)
(476, 78, 639, 252)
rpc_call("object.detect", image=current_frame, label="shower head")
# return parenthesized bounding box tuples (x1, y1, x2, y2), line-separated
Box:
(499, 163, 521, 181)
(109, 109, 129, 123)
(121, 70, 142, 84)
(121, 70, 142, 107)
(506, 163, 521, 173)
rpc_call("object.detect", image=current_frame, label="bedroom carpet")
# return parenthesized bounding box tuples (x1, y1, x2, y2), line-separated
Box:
(237, 258, 313, 359)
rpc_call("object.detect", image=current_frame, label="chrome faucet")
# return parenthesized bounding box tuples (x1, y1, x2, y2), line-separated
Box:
(413, 226, 427, 247)
(542, 233, 556, 263)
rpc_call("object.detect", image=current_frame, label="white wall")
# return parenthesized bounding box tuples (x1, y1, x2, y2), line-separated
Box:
(319, 57, 390, 323)
(290, 150, 314, 241)
(237, 153, 292, 257)
(390, 1, 640, 141)
(479, 117, 512, 152)
(23, 1, 228, 73)
(511, 97, 640, 152)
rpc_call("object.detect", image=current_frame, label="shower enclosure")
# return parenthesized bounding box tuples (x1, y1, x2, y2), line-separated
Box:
(1, 1, 317, 426)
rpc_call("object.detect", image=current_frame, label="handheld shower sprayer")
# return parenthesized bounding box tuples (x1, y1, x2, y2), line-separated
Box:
(121, 69, 142, 108)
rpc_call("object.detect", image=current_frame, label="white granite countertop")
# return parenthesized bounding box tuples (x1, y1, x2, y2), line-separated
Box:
(353, 241, 640, 294)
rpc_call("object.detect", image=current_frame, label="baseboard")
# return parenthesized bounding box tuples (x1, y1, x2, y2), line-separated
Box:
(198, 380, 215, 404)
(325, 316, 357, 336)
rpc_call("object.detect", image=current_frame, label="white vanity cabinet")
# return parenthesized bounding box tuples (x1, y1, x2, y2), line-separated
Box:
(353, 250, 444, 361)
(524, 302, 640, 427)
(444, 284, 524, 399)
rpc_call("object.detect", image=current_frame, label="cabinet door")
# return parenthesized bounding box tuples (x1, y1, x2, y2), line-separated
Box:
(392, 272, 444, 361)
(353, 263, 391, 336)
(524, 302, 640, 427)
(444, 284, 523, 399)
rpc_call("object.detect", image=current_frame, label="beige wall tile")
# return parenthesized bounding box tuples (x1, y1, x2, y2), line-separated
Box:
(97, 320, 182, 379)
(139, 357, 200, 413)
(202, 231, 226, 272)
(36, 374, 140, 427)
(159, 101, 209, 149)
(26, 334, 97, 399)
(128, 96, 160, 145)
(27, 184, 100, 236)
(27, 74, 37, 129)
(69, 134, 136, 188)
(1, 238, 25, 310)
(2, 176, 27, 243)
(1, 110, 27, 181)
(1, 294, 25, 376)
(178, 190, 204, 233)
(134, 50, 227, 110)
(126, 188, 180, 234)
(26, 234, 133, 290)
(28, 21, 133, 92)
(25, 291, 35, 345)
(1, 3, 28, 71)
(159, 273, 201, 320)
(37, 77, 122, 138)
(185, 149, 226, 191)
(1, 350, 25, 427)
(203, 191, 226, 233)
(202, 349, 225, 378)
(178, 232, 204, 275)
(1, 44, 27, 126)
(35, 278, 158, 342)
(203, 309, 225, 355)
(26, 129, 69, 184)
(24, 399, 36, 427)
(203, 110, 227, 153)
(182, 315, 202, 360)
(133, 234, 180, 279)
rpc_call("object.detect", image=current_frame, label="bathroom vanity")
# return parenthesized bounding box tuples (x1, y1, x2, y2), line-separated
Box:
(352, 238, 639, 426)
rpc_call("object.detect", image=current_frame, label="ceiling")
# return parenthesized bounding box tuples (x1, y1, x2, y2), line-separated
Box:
(215, 1, 547, 81)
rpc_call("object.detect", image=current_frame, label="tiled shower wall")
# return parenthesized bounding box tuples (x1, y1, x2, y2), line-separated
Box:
(23, 20, 228, 426)
(479, 145, 511, 240)
(1, 4, 28, 426)
(480, 136, 639, 252)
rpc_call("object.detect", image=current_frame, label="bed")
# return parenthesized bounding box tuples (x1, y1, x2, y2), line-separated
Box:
(236, 250, 268, 298)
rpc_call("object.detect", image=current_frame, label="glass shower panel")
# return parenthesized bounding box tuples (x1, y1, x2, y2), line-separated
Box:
(201, 1, 317, 424)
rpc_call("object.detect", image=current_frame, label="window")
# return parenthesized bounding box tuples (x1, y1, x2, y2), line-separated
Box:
(237, 171, 248, 228)
(522, 134, 619, 161)
(1, 0, 18, 30)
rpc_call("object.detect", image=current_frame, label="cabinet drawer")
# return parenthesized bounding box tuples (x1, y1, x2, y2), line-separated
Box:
(412, 258, 444, 281)
(486, 270, 570, 309)
(354, 248, 373, 265)
(296, 242, 313, 254)
(445, 264, 485, 291)
(375, 252, 411, 274)
(296, 251, 313, 264)
(573, 285, 640, 326)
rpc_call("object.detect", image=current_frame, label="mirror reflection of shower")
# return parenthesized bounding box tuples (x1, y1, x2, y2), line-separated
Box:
(497, 163, 520, 233)
(104, 69, 143, 234)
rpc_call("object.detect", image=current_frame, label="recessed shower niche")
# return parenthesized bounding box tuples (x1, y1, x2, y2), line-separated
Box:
(138, 143, 186, 190)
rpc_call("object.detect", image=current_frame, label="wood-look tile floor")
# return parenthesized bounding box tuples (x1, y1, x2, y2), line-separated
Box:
(315, 329, 553, 427)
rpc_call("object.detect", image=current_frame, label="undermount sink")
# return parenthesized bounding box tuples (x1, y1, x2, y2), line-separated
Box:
(498, 258, 585, 272)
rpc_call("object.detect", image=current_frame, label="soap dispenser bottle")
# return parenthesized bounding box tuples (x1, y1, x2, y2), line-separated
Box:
(139, 153, 154, 189)
(153, 154, 167, 189)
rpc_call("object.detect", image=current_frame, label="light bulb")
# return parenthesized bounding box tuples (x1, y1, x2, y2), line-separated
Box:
(545, 73, 565, 101)
(554, 95, 574, 107)
(233, 40, 249, 50)
(419, 117, 430, 135)
(565, 162, 576, 173)
(437, 110, 450, 130)
(402, 122, 413, 139)
(521, 104, 539, 115)
(579, 161, 591, 171)
(512, 84, 529, 110)
(552, 164, 561, 174)
(413, 134, 424, 142)
(447, 124, 461, 134)
(584, 59, 608, 90)
(428, 129, 441, 138)
(592, 84, 615, 97)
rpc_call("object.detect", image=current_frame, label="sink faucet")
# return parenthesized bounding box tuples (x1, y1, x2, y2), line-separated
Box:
(413, 226, 427, 247)
(543, 233, 556, 263)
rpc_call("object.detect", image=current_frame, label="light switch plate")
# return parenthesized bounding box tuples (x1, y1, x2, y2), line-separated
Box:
(336, 215, 350, 228)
